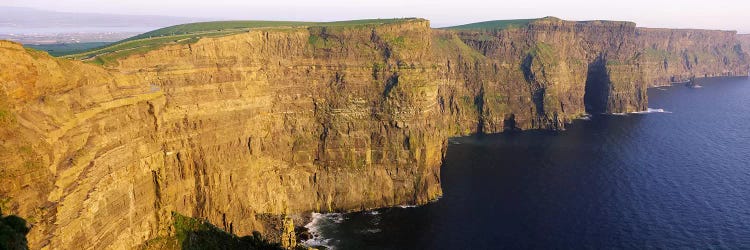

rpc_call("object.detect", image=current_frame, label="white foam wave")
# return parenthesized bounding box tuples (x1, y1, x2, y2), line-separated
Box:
(604, 108, 672, 116)
(330, 213, 345, 223)
(302, 212, 342, 250)
(303, 197, 444, 248)
(632, 108, 672, 114)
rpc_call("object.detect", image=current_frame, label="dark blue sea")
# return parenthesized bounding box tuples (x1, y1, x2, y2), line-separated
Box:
(304, 77, 750, 249)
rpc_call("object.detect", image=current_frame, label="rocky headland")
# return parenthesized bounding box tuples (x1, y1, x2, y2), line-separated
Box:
(0, 17, 747, 249)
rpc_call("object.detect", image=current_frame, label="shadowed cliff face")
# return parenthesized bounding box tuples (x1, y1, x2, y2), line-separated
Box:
(449, 18, 747, 131)
(583, 56, 611, 114)
(737, 34, 750, 73)
(0, 18, 748, 249)
(448, 18, 646, 131)
(636, 28, 749, 86)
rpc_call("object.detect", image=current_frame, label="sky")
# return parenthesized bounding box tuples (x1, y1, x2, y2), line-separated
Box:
(3, 0, 749, 32)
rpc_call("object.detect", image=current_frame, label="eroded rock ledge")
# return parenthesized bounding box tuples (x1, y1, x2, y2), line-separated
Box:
(0, 18, 747, 249)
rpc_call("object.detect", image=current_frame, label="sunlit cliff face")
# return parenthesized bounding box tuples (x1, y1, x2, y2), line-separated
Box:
(0, 17, 747, 249)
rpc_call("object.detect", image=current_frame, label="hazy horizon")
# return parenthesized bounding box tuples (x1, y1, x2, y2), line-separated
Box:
(2, 0, 749, 33)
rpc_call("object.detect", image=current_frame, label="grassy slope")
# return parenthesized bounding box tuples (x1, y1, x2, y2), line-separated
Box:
(124, 19, 412, 41)
(65, 18, 420, 65)
(24, 42, 111, 57)
(443, 18, 539, 30)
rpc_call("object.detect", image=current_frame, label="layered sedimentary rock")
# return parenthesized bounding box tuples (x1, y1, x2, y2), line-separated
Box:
(444, 18, 647, 131)
(636, 28, 748, 86)
(739, 34, 750, 66)
(447, 17, 748, 131)
(0, 18, 747, 249)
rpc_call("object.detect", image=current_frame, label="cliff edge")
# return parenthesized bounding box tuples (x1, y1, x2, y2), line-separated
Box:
(0, 17, 747, 249)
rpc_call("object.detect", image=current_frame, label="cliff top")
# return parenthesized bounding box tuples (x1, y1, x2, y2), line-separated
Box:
(42, 16, 740, 67)
(636, 26, 739, 34)
(442, 18, 539, 30)
(123, 19, 423, 42)
(444, 16, 636, 31)
(62, 18, 425, 65)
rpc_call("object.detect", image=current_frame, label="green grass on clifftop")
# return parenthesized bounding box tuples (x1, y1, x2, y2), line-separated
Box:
(443, 18, 539, 30)
(444, 17, 638, 31)
(24, 42, 111, 57)
(65, 18, 421, 66)
(125, 19, 415, 41)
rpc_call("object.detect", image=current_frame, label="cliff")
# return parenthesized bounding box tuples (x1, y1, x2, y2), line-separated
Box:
(443, 18, 646, 131)
(445, 17, 748, 131)
(0, 17, 747, 249)
(740, 34, 750, 65)
(636, 28, 748, 86)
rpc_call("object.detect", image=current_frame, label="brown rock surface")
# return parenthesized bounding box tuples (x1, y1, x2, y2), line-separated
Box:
(739, 34, 750, 67)
(0, 18, 747, 249)
(636, 28, 749, 86)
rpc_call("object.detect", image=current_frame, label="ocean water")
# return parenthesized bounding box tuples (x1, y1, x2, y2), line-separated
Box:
(304, 77, 750, 249)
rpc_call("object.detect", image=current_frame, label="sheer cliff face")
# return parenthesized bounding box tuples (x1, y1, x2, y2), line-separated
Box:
(446, 18, 646, 131)
(636, 28, 748, 86)
(0, 43, 167, 249)
(1, 18, 748, 249)
(447, 18, 748, 132)
(1, 21, 445, 249)
(111, 20, 445, 244)
(738, 34, 750, 69)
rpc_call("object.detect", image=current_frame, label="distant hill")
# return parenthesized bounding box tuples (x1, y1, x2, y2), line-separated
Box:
(0, 6, 203, 34)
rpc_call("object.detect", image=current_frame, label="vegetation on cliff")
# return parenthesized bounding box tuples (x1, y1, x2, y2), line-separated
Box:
(24, 42, 111, 56)
(0, 210, 30, 250)
(443, 18, 538, 30)
(139, 212, 283, 250)
(127, 19, 418, 40)
(63, 18, 422, 65)
(0, 17, 748, 250)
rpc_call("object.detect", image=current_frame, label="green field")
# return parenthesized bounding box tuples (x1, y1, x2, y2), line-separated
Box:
(65, 18, 420, 66)
(24, 42, 111, 56)
(443, 18, 539, 30)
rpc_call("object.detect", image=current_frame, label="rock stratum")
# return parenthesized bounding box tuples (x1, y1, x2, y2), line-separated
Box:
(0, 17, 747, 249)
